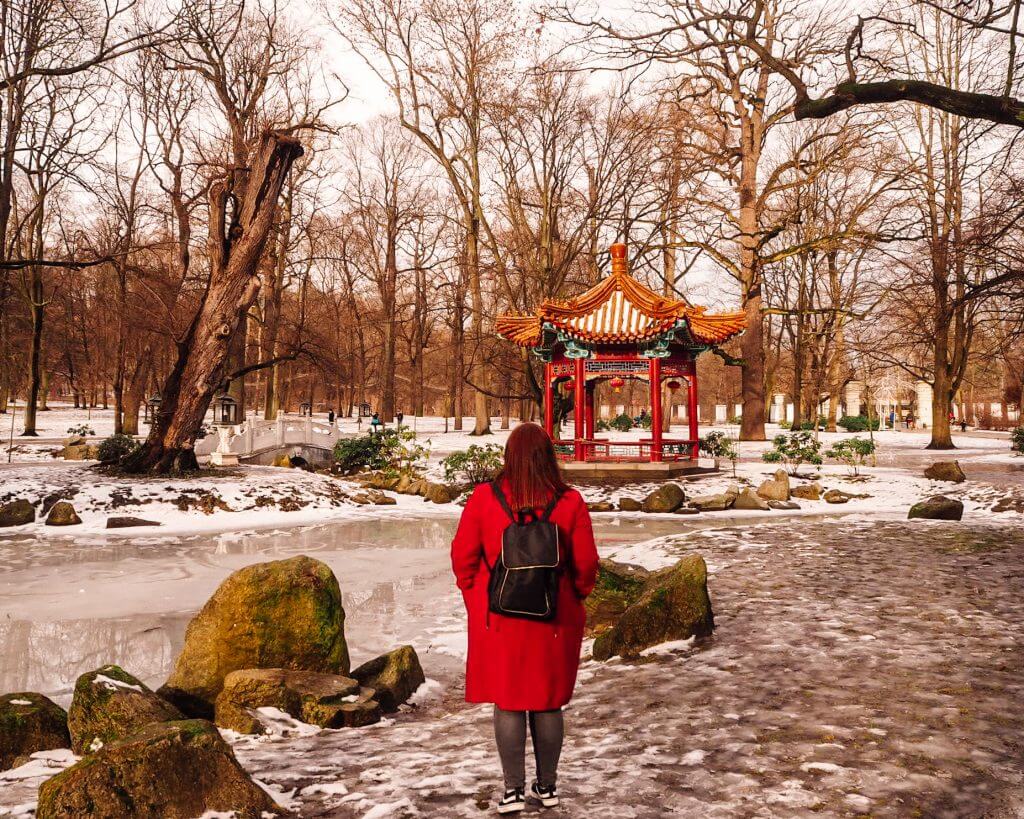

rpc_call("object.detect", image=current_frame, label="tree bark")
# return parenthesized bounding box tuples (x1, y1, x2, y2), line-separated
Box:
(122, 132, 303, 473)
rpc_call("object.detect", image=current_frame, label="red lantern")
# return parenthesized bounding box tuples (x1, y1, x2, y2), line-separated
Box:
(666, 380, 681, 392)
(609, 376, 625, 393)
(561, 379, 575, 394)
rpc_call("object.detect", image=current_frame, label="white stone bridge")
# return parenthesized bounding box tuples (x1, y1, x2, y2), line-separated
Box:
(194, 414, 352, 465)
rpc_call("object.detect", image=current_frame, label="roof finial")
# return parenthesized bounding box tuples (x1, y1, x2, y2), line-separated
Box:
(610, 242, 627, 277)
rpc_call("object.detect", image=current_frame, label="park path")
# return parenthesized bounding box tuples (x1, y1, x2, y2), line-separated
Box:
(231, 518, 1024, 818)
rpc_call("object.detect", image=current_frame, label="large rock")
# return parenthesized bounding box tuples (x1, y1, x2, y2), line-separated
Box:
(214, 668, 377, 732)
(160, 556, 350, 718)
(0, 692, 70, 771)
(924, 460, 966, 483)
(732, 487, 770, 511)
(640, 483, 686, 513)
(0, 499, 35, 527)
(908, 495, 964, 521)
(36, 719, 281, 819)
(756, 470, 790, 501)
(584, 560, 652, 635)
(618, 497, 642, 512)
(106, 516, 161, 529)
(688, 492, 734, 512)
(68, 665, 182, 755)
(62, 443, 99, 461)
(351, 646, 425, 713)
(587, 501, 615, 513)
(45, 502, 81, 526)
(592, 555, 714, 661)
(791, 482, 821, 500)
(823, 489, 853, 504)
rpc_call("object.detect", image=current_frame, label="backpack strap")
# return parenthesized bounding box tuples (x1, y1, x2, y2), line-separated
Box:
(491, 481, 516, 523)
(539, 491, 562, 522)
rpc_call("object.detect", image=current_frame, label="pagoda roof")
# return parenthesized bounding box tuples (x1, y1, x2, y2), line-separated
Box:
(496, 244, 746, 349)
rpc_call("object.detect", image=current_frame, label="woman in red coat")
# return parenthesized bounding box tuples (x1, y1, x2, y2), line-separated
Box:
(451, 422, 599, 814)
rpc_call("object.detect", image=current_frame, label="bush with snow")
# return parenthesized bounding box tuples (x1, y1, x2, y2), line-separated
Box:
(1011, 426, 1024, 455)
(761, 431, 823, 476)
(96, 434, 137, 464)
(826, 436, 876, 476)
(441, 444, 503, 485)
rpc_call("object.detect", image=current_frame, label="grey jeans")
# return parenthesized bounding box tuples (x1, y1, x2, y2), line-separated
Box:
(493, 705, 564, 790)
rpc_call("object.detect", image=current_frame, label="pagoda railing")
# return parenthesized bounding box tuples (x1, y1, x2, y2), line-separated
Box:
(554, 438, 698, 462)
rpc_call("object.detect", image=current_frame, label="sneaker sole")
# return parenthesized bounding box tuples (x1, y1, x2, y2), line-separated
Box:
(497, 803, 525, 814)
(539, 796, 559, 808)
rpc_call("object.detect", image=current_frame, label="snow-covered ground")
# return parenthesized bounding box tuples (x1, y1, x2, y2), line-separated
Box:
(1, 411, 1022, 818)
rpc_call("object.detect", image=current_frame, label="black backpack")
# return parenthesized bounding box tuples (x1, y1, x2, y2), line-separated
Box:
(485, 482, 563, 622)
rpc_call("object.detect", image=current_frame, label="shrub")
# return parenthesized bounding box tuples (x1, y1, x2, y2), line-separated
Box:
(700, 430, 739, 477)
(636, 413, 652, 429)
(826, 436, 877, 476)
(442, 444, 504, 484)
(609, 413, 633, 432)
(333, 428, 430, 476)
(596, 419, 611, 432)
(777, 420, 792, 430)
(1011, 426, 1024, 455)
(761, 431, 823, 476)
(97, 434, 137, 463)
(727, 416, 742, 426)
(66, 424, 95, 437)
(837, 415, 880, 433)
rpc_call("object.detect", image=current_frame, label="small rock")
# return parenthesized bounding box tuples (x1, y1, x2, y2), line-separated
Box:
(768, 500, 801, 510)
(288, 455, 312, 471)
(0, 692, 70, 771)
(756, 469, 790, 501)
(732, 488, 770, 511)
(908, 495, 964, 521)
(823, 489, 853, 504)
(106, 516, 161, 528)
(67, 665, 182, 755)
(673, 506, 700, 515)
(351, 645, 426, 713)
(214, 668, 374, 733)
(62, 444, 99, 461)
(791, 483, 822, 500)
(640, 483, 686, 513)
(618, 498, 642, 512)
(688, 493, 733, 511)
(587, 501, 615, 513)
(36, 720, 281, 819)
(0, 499, 35, 527)
(924, 460, 966, 483)
(45, 501, 81, 526)
(422, 483, 453, 504)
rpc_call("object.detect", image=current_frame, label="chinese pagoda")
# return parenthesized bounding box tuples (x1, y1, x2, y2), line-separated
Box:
(496, 243, 745, 474)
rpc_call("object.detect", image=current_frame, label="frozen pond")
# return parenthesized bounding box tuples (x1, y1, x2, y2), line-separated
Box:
(0, 514, 690, 701)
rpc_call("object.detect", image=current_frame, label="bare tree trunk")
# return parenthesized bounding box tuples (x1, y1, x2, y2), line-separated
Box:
(123, 133, 303, 473)
(21, 268, 43, 436)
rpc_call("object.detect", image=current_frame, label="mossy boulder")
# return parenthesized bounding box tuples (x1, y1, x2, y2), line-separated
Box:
(592, 555, 714, 661)
(214, 668, 374, 732)
(351, 646, 425, 713)
(0, 692, 70, 770)
(62, 443, 99, 461)
(587, 501, 615, 513)
(159, 556, 350, 718)
(640, 483, 686, 513)
(106, 516, 161, 528)
(924, 460, 966, 483)
(618, 497, 642, 512)
(45, 501, 81, 526)
(908, 495, 964, 521)
(68, 665, 182, 755)
(36, 719, 281, 819)
(688, 492, 735, 511)
(0, 499, 35, 527)
(584, 560, 651, 635)
(823, 489, 853, 504)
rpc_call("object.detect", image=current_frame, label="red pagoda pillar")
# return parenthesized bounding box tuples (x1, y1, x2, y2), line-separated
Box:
(573, 357, 586, 461)
(584, 381, 595, 440)
(687, 364, 699, 459)
(544, 362, 554, 439)
(649, 357, 663, 462)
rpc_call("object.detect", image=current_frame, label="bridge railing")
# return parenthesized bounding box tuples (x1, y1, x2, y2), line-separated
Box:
(194, 414, 348, 458)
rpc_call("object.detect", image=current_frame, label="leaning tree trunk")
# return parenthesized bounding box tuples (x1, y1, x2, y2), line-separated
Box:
(122, 133, 303, 474)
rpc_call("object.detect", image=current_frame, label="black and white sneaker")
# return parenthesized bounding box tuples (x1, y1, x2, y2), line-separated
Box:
(497, 788, 525, 814)
(531, 782, 559, 808)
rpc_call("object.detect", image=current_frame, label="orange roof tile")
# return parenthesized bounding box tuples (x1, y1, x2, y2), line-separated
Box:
(496, 243, 745, 348)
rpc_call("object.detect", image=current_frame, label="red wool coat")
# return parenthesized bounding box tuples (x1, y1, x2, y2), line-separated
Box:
(450, 482, 599, 711)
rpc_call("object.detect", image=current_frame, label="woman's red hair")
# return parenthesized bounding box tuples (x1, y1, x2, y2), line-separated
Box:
(497, 422, 570, 510)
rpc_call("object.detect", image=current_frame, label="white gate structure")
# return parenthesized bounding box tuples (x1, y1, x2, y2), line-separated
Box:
(194, 414, 351, 462)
